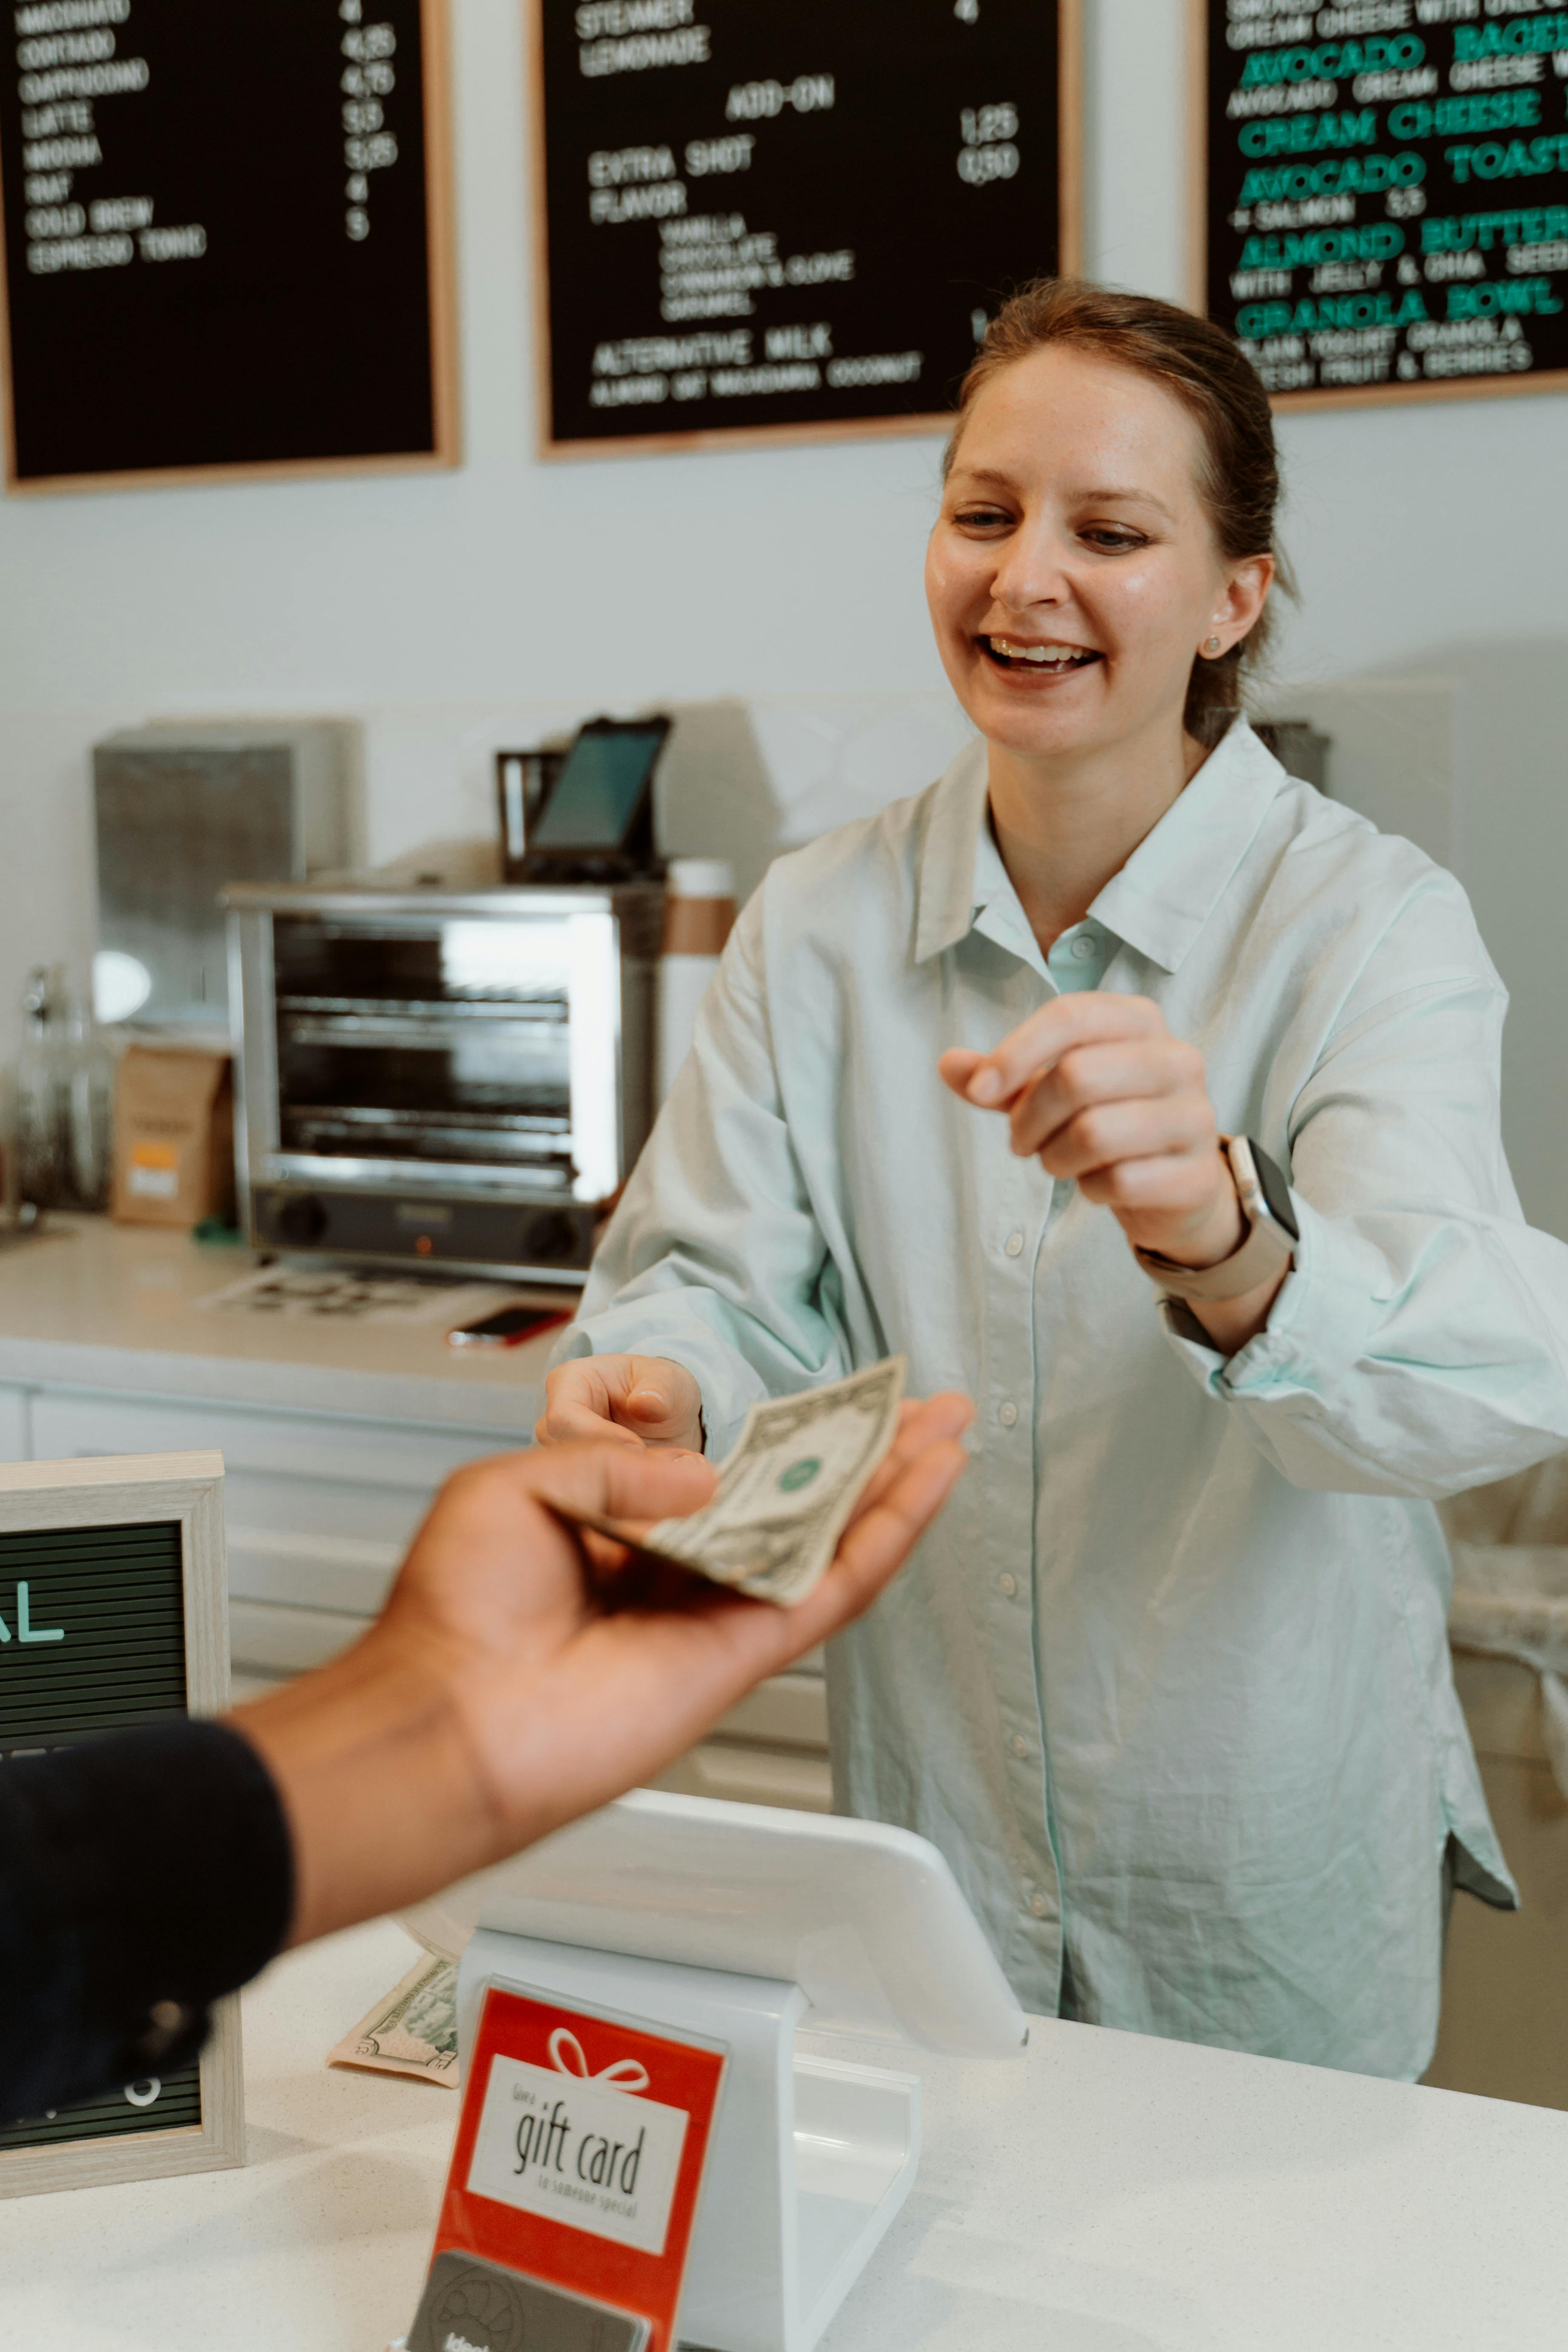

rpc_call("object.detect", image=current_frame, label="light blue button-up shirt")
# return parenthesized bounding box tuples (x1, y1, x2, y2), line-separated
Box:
(561, 722, 1568, 2077)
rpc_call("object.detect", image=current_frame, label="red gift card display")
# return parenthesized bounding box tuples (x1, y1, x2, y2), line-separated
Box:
(431, 1984, 727, 2352)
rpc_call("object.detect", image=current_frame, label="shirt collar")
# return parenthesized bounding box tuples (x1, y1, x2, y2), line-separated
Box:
(913, 721, 1287, 974)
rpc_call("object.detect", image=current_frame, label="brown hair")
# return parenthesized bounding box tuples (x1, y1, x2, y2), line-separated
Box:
(945, 278, 1292, 748)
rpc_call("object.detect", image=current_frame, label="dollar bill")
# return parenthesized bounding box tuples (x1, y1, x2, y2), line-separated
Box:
(559, 1356, 906, 1608)
(328, 1950, 461, 2087)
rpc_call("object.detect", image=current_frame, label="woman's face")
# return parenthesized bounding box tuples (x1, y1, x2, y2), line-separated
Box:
(925, 345, 1270, 768)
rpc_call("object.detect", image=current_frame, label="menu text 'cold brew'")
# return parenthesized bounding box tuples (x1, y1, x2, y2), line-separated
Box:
(1201, 0, 1568, 406)
(0, 0, 455, 489)
(533, 0, 1079, 453)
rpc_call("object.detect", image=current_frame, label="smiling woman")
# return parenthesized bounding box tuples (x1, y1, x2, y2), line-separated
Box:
(933, 278, 1288, 758)
(542, 278, 1568, 2082)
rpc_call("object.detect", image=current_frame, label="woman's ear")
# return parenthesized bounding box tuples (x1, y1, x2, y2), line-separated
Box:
(1210, 554, 1273, 652)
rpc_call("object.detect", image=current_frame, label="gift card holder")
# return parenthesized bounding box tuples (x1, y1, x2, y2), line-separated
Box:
(409, 1790, 1029, 2352)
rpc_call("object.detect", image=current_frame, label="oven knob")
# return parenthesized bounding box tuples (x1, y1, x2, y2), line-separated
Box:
(276, 1193, 328, 1245)
(524, 1210, 581, 1266)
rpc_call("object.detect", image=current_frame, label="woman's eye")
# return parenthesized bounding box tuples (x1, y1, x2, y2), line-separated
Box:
(1082, 529, 1146, 553)
(953, 505, 1012, 530)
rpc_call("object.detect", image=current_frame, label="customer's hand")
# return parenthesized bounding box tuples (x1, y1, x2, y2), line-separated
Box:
(537, 1353, 707, 1456)
(940, 993, 1285, 1351)
(234, 1394, 973, 1948)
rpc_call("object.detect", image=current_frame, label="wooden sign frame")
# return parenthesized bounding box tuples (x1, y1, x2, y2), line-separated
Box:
(0, 1450, 241, 2199)
(0, 0, 459, 496)
(529, 0, 1084, 461)
(1187, 0, 1568, 414)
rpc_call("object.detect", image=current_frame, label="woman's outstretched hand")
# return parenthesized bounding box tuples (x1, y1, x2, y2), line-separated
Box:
(234, 1392, 973, 1949)
(940, 992, 1285, 1350)
(536, 1353, 707, 1456)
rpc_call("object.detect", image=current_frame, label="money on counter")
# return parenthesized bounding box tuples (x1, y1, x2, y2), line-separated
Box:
(556, 1355, 906, 1608)
(328, 1949, 461, 2088)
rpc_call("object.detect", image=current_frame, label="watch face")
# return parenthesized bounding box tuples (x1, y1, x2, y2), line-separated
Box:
(1249, 1142, 1300, 1243)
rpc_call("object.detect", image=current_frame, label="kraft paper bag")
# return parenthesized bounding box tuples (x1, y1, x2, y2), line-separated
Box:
(111, 1045, 234, 1230)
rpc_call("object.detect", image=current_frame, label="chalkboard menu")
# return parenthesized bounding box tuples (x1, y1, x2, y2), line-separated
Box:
(0, 1454, 237, 2196)
(531, 0, 1082, 455)
(0, 0, 456, 491)
(1198, 0, 1568, 408)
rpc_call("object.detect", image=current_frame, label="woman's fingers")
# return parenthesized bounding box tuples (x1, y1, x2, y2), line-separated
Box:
(536, 1356, 704, 1451)
(938, 1047, 987, 1098)
(1004, 1038, 1204, 1159)
(535, 1395, 648, 1448)
(1079, 1149, 1229, 1216)
(954, 993, 1167, 1108)
(1014, 1083, 1216, 1176)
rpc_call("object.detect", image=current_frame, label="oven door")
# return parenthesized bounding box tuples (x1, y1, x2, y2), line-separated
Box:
(242, 908, 623, 1204)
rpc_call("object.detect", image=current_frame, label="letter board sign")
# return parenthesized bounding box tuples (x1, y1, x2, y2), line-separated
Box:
(0, 1451, 239, 2198)
(1196, 0, 1568, 409)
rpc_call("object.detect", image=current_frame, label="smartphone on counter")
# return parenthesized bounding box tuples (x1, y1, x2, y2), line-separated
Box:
(446, 1302, 575, 1350)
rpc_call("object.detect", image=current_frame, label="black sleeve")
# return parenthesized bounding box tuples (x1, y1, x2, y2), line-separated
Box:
(0, 1718, 294, 2126)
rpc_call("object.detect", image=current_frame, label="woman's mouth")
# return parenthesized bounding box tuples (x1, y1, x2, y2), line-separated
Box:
(980, 635, 1102, 675)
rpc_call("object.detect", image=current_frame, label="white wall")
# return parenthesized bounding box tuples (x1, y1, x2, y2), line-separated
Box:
(4, 0, 1568, 1215)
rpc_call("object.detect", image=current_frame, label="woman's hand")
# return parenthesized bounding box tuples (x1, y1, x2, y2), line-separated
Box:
(235, 1395, 973, 1948)
(939, 993, 1285, 1349)
(536, 1354, 707, 1456)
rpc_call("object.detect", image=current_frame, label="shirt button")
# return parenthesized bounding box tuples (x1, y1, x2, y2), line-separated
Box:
(1010, 1734, 1028, 1758)
(1071, 934, 1096, 961)
(998, 1571, 1018, 1597)
(999, 1401, 1019, 1427)
(1004, 1230, 1024, 1258)
(1030, 1893, 1050, 1918)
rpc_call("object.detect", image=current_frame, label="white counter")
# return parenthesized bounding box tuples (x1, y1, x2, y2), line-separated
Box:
(0, 1216, 559, 1434)
(5, 1915, 1567, 2350)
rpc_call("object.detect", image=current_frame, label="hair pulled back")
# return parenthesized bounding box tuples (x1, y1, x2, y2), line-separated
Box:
(946, 279, 1291, 748)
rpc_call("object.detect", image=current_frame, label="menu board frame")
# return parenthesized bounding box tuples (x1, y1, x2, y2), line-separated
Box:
(1189, 0, 1568, 412)
(0, 0, 460, 497)
(529, 0, 1084, 460)
(0, 1450, 239, 2200)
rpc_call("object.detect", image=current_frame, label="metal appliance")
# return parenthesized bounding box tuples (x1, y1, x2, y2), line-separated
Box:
(224, 880, 663, 1284)
(93, 722, 349, 1033)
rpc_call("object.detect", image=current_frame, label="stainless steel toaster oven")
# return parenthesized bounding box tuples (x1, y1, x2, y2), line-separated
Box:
(224, 881, 664, 1283)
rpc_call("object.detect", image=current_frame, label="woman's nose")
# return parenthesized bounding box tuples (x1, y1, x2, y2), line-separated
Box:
(989, 524, 1071, 615)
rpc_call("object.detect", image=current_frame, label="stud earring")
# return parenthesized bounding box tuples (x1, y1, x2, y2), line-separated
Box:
(1204, 635, 1222, 654)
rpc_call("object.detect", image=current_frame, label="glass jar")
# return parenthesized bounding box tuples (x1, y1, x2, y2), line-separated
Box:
(13, 965, 65, 1212)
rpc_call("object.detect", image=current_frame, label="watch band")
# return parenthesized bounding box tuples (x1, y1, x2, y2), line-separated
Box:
(1133, 1137, 1297, 1304)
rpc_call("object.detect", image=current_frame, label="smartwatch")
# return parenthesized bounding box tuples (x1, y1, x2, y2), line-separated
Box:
(1134, 1136, 1298, 1303)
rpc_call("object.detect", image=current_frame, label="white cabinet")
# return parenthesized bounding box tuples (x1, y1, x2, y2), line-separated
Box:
(0, 1385, 26, 1464)
(654, 1661, 832, 1813)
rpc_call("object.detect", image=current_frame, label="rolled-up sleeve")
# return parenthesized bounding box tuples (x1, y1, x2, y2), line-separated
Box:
(555, 886, 847, 1459)
(1163, 876, 1568, 1496)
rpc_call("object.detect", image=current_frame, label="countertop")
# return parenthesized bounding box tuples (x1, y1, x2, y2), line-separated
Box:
(6, 1916, 1568, 2351)
(0, 1217, 566, 1433)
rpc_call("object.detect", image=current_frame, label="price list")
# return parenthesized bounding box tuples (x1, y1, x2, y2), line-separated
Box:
(1202, 0, 1568, 405)
(0, 0, 454, 489)
(533, 0, 1079, 452)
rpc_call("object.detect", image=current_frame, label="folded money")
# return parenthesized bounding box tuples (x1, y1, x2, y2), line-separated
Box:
(557, 1355, 906, 1607)
(327, 1949, 460, 2087)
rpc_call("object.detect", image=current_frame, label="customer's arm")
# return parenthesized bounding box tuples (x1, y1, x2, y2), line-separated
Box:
(0, 1402, 970, 2125)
